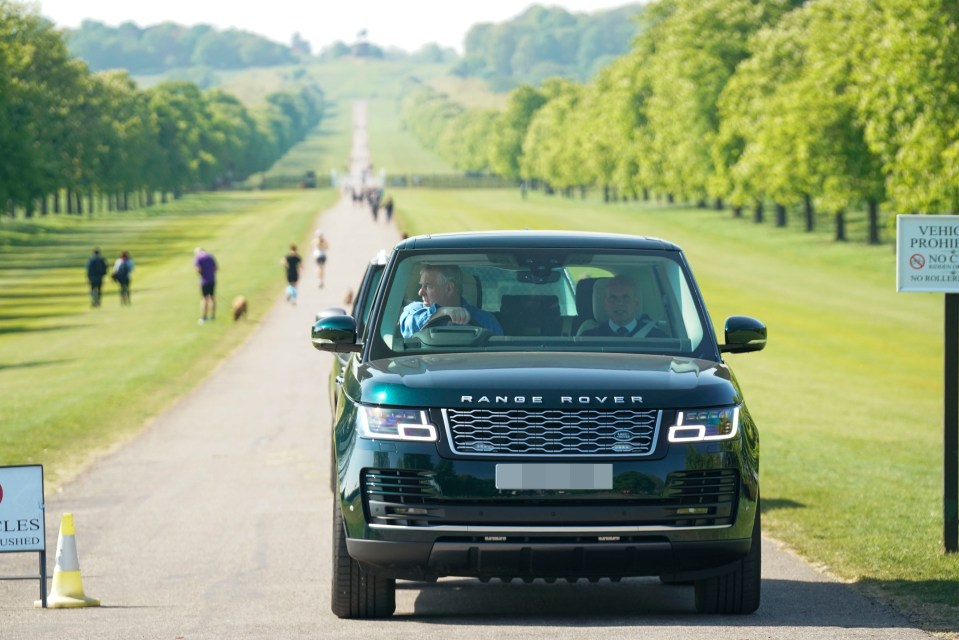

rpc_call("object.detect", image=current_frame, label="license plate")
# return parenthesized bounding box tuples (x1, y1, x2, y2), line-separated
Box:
(495, 464, 613, 490)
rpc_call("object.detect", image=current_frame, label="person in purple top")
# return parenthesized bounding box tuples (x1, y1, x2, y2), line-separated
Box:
(194, 247, 218, 324)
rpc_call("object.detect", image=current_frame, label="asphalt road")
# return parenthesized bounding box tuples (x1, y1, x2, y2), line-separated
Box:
(0, 102, 936, 639)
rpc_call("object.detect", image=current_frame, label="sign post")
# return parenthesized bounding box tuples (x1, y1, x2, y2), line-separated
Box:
(0, 464, 47, 605)
(897, 215, 959, 553)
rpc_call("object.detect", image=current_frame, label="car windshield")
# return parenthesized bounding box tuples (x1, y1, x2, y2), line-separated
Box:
(367, 248, 712, 360)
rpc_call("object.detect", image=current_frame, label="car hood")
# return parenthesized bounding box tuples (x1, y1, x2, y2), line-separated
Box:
(348, 352, 741, 409)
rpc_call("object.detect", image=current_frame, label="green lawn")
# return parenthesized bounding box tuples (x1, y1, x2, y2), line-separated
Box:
(0, 188, 337, 484)
(393, 187, 958, 634)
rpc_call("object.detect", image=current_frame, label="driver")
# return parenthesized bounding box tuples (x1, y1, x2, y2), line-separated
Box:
(399, 264, 503, 338)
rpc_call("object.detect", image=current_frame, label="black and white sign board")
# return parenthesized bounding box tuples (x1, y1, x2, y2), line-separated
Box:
(0, 465, 47, 606)
(897, 214, 959, 292)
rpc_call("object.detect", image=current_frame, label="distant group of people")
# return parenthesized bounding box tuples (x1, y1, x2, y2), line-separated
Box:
(85, 224, 335, 324)
(85, 248, 134, 307)
(348, 186, 394, 223)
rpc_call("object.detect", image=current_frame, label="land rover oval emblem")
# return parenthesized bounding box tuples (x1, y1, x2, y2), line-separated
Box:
(614, 430, 632, 441)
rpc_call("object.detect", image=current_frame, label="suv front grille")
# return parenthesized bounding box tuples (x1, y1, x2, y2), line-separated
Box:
(443, 408, 660, 457)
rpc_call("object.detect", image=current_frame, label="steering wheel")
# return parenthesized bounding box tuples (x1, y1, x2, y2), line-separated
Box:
(413, 311, 491, 347)
(421, 309, 480, 330)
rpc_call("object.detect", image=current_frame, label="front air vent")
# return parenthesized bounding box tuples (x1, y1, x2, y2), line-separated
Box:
(444, 408, 660, 457)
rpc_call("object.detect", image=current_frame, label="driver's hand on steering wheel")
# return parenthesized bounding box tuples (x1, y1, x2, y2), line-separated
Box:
(436, 306, 470, 325)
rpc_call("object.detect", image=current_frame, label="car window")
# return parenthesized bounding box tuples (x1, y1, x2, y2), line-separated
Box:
(355, 266, 384, 336)
(370, 249, 710, 360)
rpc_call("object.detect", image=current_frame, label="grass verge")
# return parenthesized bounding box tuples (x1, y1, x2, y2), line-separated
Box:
(0, 188, 337, 487)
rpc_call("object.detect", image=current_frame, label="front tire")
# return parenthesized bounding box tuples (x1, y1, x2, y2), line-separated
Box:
(694, 506, 761, 614)
(331, 500, 396, 618)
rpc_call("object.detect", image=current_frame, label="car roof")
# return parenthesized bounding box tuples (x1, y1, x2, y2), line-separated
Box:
(394, 230, 682, 252)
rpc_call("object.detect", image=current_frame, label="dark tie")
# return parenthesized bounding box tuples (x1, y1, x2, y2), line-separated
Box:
(616, 326, 629, 336)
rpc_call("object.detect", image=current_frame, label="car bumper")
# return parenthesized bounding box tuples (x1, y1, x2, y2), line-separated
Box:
(335, 435, 759, 580)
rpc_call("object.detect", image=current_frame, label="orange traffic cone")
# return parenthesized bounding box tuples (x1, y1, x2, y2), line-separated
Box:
(35, 513, 100, 608)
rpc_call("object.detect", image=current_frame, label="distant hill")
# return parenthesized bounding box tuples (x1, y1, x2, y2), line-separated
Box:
(64, 20, 304, 74)
(454, 3, 645, 90)
(63, 5, 644, 89)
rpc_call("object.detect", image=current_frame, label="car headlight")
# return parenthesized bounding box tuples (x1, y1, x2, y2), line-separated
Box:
(669, 406, 740, 443)
(357, 406, 437, 442)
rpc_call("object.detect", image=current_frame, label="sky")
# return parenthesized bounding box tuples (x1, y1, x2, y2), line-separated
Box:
(32, 1, 639, 53)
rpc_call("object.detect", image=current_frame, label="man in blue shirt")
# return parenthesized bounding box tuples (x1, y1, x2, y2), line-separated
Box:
(399, 264, 502, 338)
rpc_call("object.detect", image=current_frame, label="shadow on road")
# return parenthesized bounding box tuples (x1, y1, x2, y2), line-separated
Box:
(402, 577, 923, 632)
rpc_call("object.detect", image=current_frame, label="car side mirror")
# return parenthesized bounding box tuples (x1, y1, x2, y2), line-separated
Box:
(720, 316, 766, 353)
(312, 314, 361, 353)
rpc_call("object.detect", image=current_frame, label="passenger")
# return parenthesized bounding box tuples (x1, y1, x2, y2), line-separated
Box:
(399, 265, 502, 338)
(580, 275, 666, 338)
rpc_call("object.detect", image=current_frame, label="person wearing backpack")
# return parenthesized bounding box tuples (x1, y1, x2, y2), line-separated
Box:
(86, 247, 108, 307)
(112, 250, 134, 306)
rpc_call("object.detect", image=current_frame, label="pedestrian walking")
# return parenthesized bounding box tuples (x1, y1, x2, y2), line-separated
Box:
(86, 247, 107, 307)
(383, 196, 394, 222)
(283, 243, 302, 305)
(313, 230, 329, 288)
(111, 250, 134, 306)
(194, 247, 218, 324)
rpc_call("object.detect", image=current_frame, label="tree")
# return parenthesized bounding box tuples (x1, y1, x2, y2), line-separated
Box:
(853, 0, 959, 214)
(521, 79, 583, 191)
(488, 85, 547, 181)
(0, 2, 87, 212)
(641, 0, 801, 202)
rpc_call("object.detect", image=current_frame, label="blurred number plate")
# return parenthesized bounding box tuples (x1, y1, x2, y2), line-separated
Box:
(495, 464, 612, 490)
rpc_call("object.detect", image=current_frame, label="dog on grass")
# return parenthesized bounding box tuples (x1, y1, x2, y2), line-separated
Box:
(232, 295, 248, 321)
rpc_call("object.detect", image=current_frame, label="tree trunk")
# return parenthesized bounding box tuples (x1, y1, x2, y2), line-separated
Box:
(753, 201, 764, 224)
(775, 203, 787, 227)
(52, 191, 60, 214)
(642, 187, 649, 201)
(835, 210, 847, 241)
(804, 194, 814, 232)
(603, 185, 610, 203)
(714, 197, 723, 210)
(732, 206, 743, 218)
(868, 199, 880, 245)
(40, 196, 48, 216)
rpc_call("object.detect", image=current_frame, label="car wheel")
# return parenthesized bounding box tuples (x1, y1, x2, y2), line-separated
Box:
(331, 500, 396, 619)
(694, 506, 761, 614)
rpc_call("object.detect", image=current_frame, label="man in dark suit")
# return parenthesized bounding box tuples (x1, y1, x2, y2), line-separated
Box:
(580, 275, 666, 338)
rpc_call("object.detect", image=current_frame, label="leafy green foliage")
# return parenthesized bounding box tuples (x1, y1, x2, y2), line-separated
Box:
(0, 2, 325, 215)
(454, 3, 645, 90)
(65, 20, 301, 74)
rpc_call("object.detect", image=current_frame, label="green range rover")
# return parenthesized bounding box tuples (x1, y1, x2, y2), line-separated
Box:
(312, 230, 766, 618)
